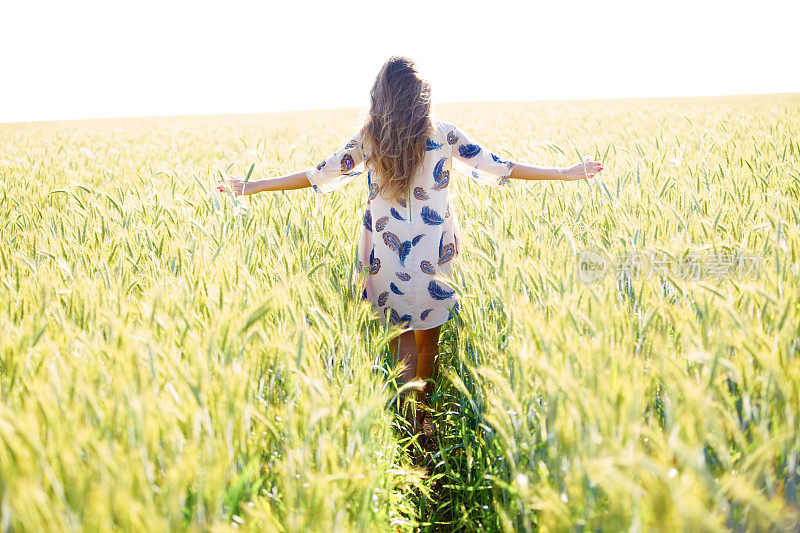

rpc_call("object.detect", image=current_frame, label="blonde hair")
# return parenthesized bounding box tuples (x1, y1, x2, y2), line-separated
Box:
(360, 56, 432, 203)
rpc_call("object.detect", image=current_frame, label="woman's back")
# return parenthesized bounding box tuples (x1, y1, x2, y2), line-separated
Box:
(306, 118, 515, 329)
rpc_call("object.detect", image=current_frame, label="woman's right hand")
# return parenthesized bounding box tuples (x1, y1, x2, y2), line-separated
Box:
(220, 176, 258, 196)
(561, 160, 603, 181)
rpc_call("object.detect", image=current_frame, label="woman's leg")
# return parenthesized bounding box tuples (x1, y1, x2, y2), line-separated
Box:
(390, 329, 418, 384)
(390, 329, 419, 426)
(413, 325, 442, 431)
(390, 325, 441, 433)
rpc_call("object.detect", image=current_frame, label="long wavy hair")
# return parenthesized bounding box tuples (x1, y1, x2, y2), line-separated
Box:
(360, 56, 433, 203)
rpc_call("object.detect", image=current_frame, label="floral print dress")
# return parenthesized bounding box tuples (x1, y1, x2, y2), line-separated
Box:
(306, 119, 514, 330)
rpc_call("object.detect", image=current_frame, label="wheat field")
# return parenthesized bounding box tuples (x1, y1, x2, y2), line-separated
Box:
(1, 94, 799, 531)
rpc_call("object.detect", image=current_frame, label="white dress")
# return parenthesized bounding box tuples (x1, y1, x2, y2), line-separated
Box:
(306, 119, 514, 330)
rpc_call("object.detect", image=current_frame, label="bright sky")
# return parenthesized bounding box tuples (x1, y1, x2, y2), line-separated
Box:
(1, 0, 798, 124)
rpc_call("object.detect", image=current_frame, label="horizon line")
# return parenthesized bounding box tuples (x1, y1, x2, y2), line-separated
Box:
(2, 90, 798, 127)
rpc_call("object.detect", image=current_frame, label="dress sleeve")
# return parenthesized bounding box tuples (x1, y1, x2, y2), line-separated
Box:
(305, 131, 365, 195)
(448, 123, 514, 187)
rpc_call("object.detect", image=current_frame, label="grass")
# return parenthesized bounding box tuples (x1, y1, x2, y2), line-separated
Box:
(1, 93, 799, 531)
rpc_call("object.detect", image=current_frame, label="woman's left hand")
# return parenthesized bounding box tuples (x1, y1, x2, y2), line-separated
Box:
(562, 160, 603, 181)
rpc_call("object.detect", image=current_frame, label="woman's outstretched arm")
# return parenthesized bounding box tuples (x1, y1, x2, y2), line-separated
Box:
(224, 131, 366, 196)
(509, 159, 603, 181)
(225, 171, 312, 196)
(447, 123, 603, 186)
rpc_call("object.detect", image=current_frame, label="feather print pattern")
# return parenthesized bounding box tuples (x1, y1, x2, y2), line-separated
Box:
(316, 160, 326, 170)
(363, 209, 372, 232)
(412, 234, 424, 246)
(458, 144, 481, 159)
(398, 198, 406, 208)
(390, 207, 405, 221)
(375, 216, 389, 232)
(369, 247, 381, 275)
(447, 131, 459, 145)
(437, 232, 454, 265)
(369, 182, 379, 200)
(413, 187, 429, 200)
(438, 244, 455, 265)
(426, 138, 443, 151)
(420, 205, 443, 225)
(383, 231, 401, 254)
(432, 170, 449, 191)
(428, 280, 455, 300)
(399, 241, 412, 266)
(390, 282, 404, 295)
(345, 138, 358, 149)
(383, 231, 412, 266)
(420, 308, 433, 321)
(445, 203, 451, 218)
(433, 157, 446, 181)
(389, 309, 412, 326)
(420, 261, 435, 275)
(378, 291, 389, 306)
(396, 272, 411, 281)
(340, 153, 355, 172)
(369, 258, 381, 275)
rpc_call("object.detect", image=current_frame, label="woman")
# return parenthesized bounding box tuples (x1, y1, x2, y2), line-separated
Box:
(226, 56, 602, 459)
